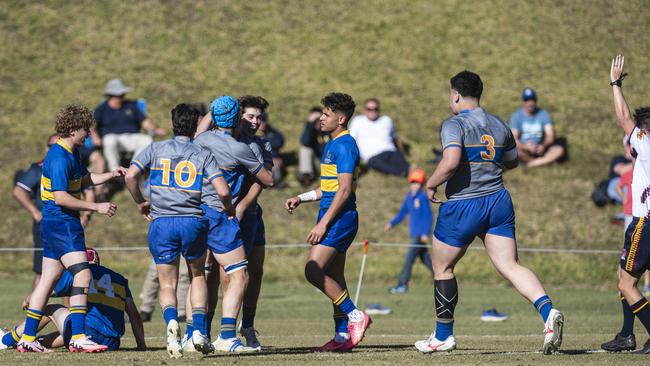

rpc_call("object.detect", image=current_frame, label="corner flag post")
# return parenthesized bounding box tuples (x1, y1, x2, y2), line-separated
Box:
(354, 239, 370, 305)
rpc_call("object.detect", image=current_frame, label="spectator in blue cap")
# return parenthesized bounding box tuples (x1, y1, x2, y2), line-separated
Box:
(509, 88, 566, 168)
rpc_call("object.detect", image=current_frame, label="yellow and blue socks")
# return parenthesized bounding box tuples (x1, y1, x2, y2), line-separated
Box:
(242, 305, 257, 329)
(534, 295, 553, 323)
(22, 308, 43, 342)
(69, 305, 87, 340)
(1, 326, 19, 347)
(163, 306, 178, 326)
(220, 317, 236, 339)
(434, 278, 458, 341)
(630, 297, 650, 335)
(334, 290, 363, 321)
(620, 295, 635, 337)
(192, 307, 206, 335)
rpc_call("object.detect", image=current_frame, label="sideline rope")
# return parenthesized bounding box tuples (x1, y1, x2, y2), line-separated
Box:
(0, 243, 619, 254)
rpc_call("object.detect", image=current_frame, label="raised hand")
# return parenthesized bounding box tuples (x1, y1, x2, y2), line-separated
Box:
(610, 54, 625, 82)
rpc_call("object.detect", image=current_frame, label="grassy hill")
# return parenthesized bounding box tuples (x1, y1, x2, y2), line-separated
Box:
(2, 0, 649, 286)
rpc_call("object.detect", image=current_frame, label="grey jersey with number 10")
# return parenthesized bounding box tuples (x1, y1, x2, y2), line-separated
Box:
(131, 136, 222, 218)
(440, 108, 517, 201)
(194, 129, 264, 211)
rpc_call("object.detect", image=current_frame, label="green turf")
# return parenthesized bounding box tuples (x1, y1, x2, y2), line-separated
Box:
(1, 275, 648, 365)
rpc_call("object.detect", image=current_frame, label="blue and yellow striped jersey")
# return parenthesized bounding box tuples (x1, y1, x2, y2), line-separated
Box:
(40, 139, 88, 219)
(320, 130, 360, 211)
(54, 264, 132, 339)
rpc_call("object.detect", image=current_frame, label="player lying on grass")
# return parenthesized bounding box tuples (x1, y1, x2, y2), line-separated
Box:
(600, 54, 650, 355)
(18, 105, 127, 353)
(125, 104, 230, 358)
(182, 96, 273, 354)
(416, 71, 564, 355)
(285, 92, 371, 352)
(1, 248, 146, 352)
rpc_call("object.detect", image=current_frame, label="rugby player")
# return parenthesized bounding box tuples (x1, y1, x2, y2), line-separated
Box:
(285, 92, 371, 352)
(414, 71, 564, 354)
(189, 96, 273, 353)
(1, 248, 146, 352)
(601, 54, 650, 354)
(234, 95, 274, 350)
(17, 105, 126, 353)
(125, 103, 229, 357)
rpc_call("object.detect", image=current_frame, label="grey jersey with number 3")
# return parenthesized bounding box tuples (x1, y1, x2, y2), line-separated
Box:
(440, 108, 517, 201)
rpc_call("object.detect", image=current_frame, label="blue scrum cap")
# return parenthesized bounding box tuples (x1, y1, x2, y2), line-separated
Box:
(211, 96, 240, 128)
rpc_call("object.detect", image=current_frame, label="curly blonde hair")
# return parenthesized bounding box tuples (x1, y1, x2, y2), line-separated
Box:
(55, 104, 95, 137)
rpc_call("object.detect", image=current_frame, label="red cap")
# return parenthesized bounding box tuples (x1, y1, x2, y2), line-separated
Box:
(407, 168, 426, 184)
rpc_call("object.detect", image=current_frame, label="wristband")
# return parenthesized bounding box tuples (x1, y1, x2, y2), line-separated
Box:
(611, 72, 628, 87)
(297, 190, 317, 202)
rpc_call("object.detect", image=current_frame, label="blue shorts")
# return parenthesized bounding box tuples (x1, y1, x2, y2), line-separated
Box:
(63, 317, 120, 351)
(40, 217, 86, 260)
(148, 216, 209, 264)
(240, 213, 259, 255)
(318, 209, 358, 253)
(201, 204, 244, 254)
(434, 189, 515, 248)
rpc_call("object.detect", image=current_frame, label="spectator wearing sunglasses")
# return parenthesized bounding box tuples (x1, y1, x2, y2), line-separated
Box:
(349, 98, 409, 177)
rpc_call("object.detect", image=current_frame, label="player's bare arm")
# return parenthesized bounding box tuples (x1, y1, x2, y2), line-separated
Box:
(285, 188, 322, 214)
(253, 166, 274, 188)
(125, 297, 147, 350)
(195, 113, 213, 137)
(426, 147, 462, 203)
(306, 173, 353, 245)
(52, 190, 116, 216)
(12, 185, 42, 222)
(236, 182, 264, 221)
(211, 175, 236, 217)
(611, 54, 635, 136)
(81, 167, 128, 187)
(124, 164, 152, 221)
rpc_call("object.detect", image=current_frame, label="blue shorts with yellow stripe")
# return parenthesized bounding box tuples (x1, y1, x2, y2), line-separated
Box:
(148, 216, 208, 264)
(201, 204, 244, 254)
(620, 216, 650, 275)
(434, 188, 515, 247)
(63, 317, 120, 351)
(318, 209, 358, 253)
(40, 217, 86, 260)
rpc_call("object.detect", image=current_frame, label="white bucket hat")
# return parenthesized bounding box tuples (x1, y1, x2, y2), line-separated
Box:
(104, 78, 130, 96)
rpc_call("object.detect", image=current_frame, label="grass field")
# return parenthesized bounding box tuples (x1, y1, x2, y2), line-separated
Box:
(1, 274, 648, 365)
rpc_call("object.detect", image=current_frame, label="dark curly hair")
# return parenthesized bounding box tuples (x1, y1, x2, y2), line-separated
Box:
(321, 92, 356, 122)
(634, 107, 650, 131)
(238, 95, 269, 113)
(171, 103, 200, 137)
(55, 104, 95, 137)
(450, 70, 483, 99)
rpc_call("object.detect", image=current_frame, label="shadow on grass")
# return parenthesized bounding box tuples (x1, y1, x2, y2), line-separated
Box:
(203, 344, 417, 358)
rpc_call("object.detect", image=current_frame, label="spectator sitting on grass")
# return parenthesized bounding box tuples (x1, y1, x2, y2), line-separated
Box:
(259, 112, 285, 186)
(298, 106, 330, 187)
(350, 98, 409, 177)
(509, 88, 565, 168)
(91, 78, 167, 173)
(384, 168, 433, 293)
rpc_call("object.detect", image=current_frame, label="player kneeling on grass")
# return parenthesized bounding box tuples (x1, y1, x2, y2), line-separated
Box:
(1, 248, 146, 352)
(415, 71, 564, 355)
(285, 92, 371, 353)
(17, 105, 126, 353)
(601, 55, 650, 354)
(125, 104, 229, 358)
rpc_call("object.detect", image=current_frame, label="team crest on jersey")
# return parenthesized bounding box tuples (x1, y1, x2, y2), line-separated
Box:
(324, 151, 332, 164)
(126, 108, 133, 116)
(414, 198, 420, 209)
(637, 129, 645, 139)
(620, 248, 627, 261)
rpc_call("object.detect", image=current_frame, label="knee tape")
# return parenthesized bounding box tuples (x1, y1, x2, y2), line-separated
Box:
(67, 262, 90, 276)
(224, 259, 248, 274)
